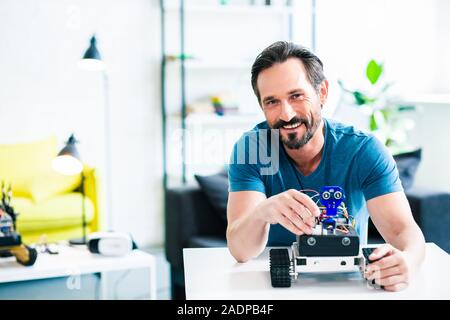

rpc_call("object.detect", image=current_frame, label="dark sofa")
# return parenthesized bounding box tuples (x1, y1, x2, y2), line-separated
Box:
(165, 185, 450, 299)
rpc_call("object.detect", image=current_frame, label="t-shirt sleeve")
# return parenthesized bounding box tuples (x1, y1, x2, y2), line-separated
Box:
(228, 137, 266, 194)
(356, 136, 404, 201)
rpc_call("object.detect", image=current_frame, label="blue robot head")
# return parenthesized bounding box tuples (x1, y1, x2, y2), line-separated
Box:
(320, 186, 345, 217)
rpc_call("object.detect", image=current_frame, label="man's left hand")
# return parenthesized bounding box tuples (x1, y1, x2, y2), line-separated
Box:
(365, 244, 413, 292)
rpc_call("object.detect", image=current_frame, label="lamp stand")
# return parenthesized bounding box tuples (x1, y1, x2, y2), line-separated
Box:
(69, 172, 87, 245)
(102, 71, 113, 231)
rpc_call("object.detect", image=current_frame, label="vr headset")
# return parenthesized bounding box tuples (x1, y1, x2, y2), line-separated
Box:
(87, 232, 138, 256)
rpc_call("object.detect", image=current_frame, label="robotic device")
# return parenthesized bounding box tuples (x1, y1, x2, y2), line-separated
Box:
(270, 186, 375, 288)
(0, 182, 38, 266)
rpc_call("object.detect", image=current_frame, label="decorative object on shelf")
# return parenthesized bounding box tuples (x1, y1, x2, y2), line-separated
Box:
(78, 34, 113, 231)
(186, 98, 215, 115)
(211, 96, 225, 116)
(211, 94, 239, 116)
(338, 59, 417, 155)
(186, 93, 240, 116)
(165, 53, 196, 62)
(52, 134, 87, 246)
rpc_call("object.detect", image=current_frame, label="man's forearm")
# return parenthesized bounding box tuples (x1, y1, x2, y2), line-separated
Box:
(392, 224, 426, 270)
(227, 209, 270, 263)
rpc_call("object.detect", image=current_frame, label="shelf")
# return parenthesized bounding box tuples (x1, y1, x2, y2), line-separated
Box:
(166, 58, 252, 70)
(168, 113, 265, 126)
(164, 4, 293, 15)
(399, 94, 450, 106)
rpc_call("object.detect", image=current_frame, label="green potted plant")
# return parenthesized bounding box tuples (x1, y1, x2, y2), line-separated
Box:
(338, 59, 418, 154)
(338, 59, 421, 189)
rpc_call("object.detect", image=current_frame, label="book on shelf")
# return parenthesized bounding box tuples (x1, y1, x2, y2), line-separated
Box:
(186, 93, 240, 116)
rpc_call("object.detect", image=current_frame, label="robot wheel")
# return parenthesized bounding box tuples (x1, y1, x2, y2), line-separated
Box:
(270, 248, 291, 288)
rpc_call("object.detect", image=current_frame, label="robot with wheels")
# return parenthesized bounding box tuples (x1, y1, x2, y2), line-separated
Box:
(0, 182, 38, 266)
(270, 186, 375, 288)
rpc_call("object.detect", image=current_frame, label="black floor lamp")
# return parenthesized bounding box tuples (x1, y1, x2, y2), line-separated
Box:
(52, 134, 87, 245)
(78, 34, 113, 231)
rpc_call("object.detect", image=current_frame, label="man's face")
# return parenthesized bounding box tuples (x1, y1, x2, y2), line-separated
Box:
(257, 58, 327, 150)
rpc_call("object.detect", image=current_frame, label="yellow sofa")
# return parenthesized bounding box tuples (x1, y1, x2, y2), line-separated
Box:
(0, 136, 100, 244)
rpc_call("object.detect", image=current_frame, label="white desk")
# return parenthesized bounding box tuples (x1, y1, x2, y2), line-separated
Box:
(0, 245, 157, 299)
(183, 243, 450, 300)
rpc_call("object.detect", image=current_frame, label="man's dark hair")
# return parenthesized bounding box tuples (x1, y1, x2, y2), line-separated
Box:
(251, 41, 326, 104)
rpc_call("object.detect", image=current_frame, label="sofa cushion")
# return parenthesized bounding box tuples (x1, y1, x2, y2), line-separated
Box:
(13, 192, 94, 233)
(29, 170, 81, 203)
(393, 148, 421, 190)
(194, 171, 229, 222)
(0, 136, 83, 202)
(0, 136, 57, 198)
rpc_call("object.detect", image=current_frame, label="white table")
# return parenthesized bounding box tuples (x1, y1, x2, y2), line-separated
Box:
(0, 245, 157, 299)
(183, 243, 450, 300)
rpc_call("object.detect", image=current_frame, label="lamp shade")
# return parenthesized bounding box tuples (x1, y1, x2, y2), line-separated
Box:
(78, 35, 106, 71)
(52, 134, 83, 176)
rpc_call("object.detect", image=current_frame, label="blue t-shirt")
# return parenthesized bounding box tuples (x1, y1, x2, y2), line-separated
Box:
(228, 118, 403, 246)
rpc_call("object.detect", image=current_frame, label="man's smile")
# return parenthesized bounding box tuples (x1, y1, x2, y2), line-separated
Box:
(280, 122, 305, 134)
(282, 122, 302, 130)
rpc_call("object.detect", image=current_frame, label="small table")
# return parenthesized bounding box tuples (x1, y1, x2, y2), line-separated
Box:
(0, 244, 157, 299)
(183, 243, 450, 299)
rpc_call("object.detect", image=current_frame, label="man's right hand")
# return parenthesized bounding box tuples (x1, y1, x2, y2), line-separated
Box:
(254, 189, 321, 235)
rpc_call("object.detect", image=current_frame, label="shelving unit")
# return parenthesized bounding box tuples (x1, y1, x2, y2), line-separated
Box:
(165, 59, 252, 70)
(160, 0, 296, 189)
(168, 112, 265, 126)
(164, 4, 294, 15)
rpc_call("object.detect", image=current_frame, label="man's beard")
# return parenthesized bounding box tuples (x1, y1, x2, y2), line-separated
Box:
(271, 113, 322, 150)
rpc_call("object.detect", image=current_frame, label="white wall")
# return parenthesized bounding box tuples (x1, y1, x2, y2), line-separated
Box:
(411, 0, 450, 191)
(315, 0, 450, 192)
(0, 0, 163, 247)
(408, 102, 450, 193)
(315, 0, 439, 114)
(435, 0, 450, 93)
